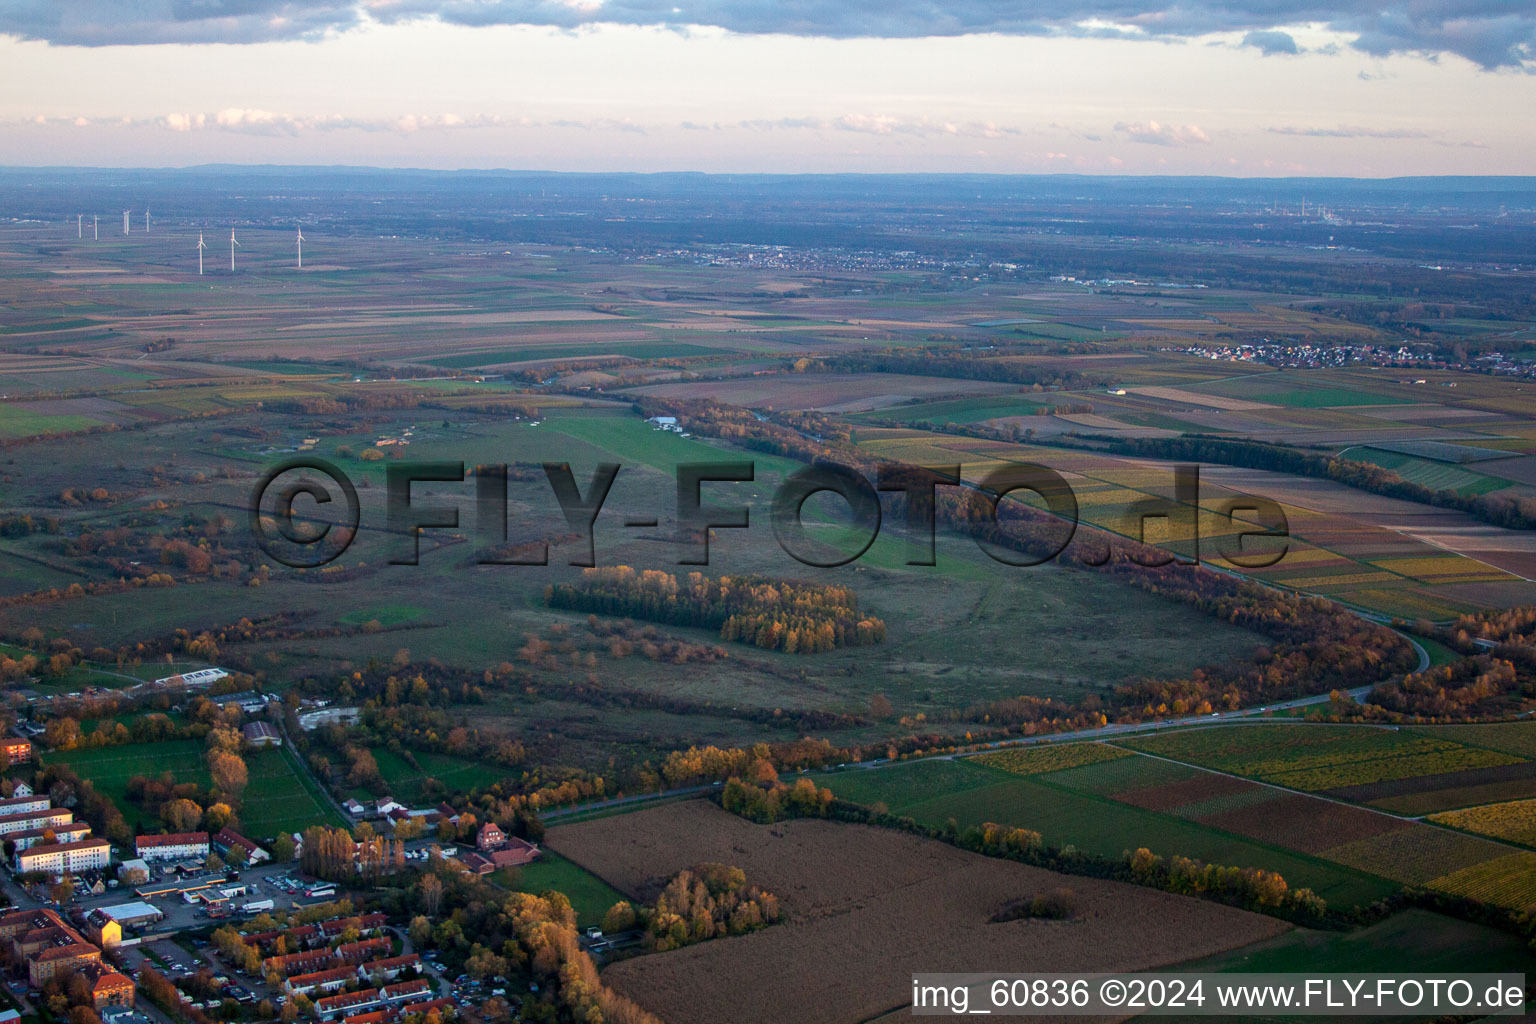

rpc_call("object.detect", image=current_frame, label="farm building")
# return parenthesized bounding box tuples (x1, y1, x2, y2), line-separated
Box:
(241, 721, 281, 747)
(150, 668, 228, 690)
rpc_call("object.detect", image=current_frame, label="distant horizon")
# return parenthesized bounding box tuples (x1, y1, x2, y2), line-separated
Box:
(3, 164, 1535, 184)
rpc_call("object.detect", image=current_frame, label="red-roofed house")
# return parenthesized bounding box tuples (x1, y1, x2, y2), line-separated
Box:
(214, 827, 270, 864)
(285, 966, 356, 997)
(336, 937, 392, 965)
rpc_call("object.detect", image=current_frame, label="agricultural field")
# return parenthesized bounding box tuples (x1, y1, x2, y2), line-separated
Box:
(548, 801, 1289, 1024)
(970, 742, 1129, 775)
(822, 755, 1395, 905)
(4, 172, 1536, 1006)
(826, 734, 1536, 910)
(1429, 798, 1536, 847)
(856, 427, 1536, 618)
(1122, 725, 1526, 792)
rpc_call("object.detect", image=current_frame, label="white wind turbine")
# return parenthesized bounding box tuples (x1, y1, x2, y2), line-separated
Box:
(230, 228, 240, 272)
(296, 224, 305, 269)
(123, 210, 130, 235)
(76, 214, 82, 239)
(197, 231, 207, 276)
(92, 215, 98, 240)
(144, 208, 150, 234)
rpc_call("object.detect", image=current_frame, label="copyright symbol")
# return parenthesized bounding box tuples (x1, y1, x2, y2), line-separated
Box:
(1100, 980, 1126, 1007)
(249, 457, 360, 568)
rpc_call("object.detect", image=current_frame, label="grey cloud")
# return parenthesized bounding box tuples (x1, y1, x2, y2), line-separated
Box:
(1241, 29, 1299, 54)
(1267, 124, 1434, 138)
(3, 0, 1534, 71)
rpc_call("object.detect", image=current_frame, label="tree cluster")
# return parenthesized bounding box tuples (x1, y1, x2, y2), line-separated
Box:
(546, 567, 886, 653)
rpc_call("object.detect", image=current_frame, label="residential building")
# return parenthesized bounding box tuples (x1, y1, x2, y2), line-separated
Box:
(117, 859, 150, 885)
(316, 987, 381, 1020)
(460, 837, 540, 875)
(475, 822, 505, 851)
(7, 780, 32, 797)
(0, 908, 106, 988)
(1, 739, 33, 766)
(262, 950, 336, 978)
(285, 966, 357, 997)
(214, 827, 269, 864)
(135, 831, 210, 862)
(0, 795, 52, 815)
(82, 911, 122, 950)
(336, 937, 392, 964)
(357, 954, 420, 982)
(9, 822, 91, 851)
(15, 837, 111, 875)
(0, 807, 74, 836)
(87, 966, 136, 1010)
(319, 913, 388, 939)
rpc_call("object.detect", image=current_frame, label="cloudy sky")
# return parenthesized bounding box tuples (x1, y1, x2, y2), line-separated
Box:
(1, 1, 1533, 174)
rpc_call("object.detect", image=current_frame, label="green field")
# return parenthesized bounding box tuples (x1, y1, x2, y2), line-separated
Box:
(1161, 909, 1535, 1022)
(1261, 387, 1409, 408)
(497, 850, 628, 928)
(1346, 447, 1510, 496)
(240, 746, 348, 839)
(0, 406, 107, 439)
(46, 739, 211, 831)
(46, 738, 342, 838)
(365, 746, 511, 805)
(430, 342, 728, 368)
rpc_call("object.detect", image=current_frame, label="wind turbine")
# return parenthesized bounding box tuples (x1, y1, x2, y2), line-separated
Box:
(123, 210, 130, 235)
(144, 208, 150, 234)
(92, 215, 98, 241)
(230, 228, 240, 272)
(296, 224, 305, 269)
(76, 214, 81, 239)
(197, 231, 206, 276)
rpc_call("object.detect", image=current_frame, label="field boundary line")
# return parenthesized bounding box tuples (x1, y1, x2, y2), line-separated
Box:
(1102, 744, 1535, 858)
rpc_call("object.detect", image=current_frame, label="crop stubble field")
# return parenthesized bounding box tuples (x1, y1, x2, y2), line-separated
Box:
(547, 801, 1288, 1024)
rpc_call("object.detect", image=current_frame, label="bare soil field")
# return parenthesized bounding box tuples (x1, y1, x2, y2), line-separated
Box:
(1114, 773, 1259, 812)
(549, 802, 1288, 1024)
(1198, 794, 1414, 854)
(1324, 760, 1536, 805)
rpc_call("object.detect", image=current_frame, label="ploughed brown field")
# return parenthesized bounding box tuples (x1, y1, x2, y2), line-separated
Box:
(546, 801, 1289, 1024)
(1197, 794, 1414, 854)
